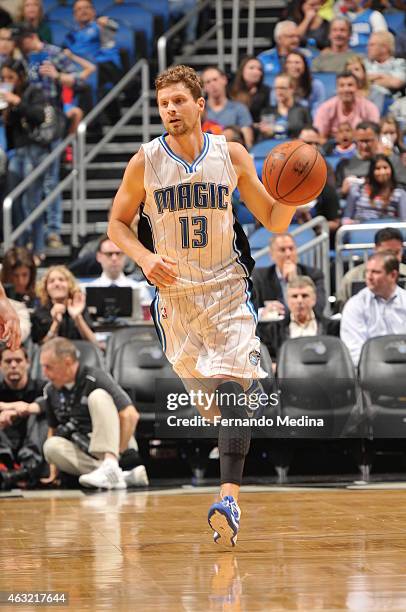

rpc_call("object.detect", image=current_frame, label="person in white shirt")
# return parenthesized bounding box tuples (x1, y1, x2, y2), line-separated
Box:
(365, 32, 406, 97)
(340, 251, 406, 365)
(84, 234, 151, 305)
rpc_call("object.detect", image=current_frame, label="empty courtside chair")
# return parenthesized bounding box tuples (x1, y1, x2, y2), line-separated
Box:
(105, 325, 157, 372)
(30, 339, 105, 380)
(111, 334, 188, 438)
(359, 334, 406, 438)
(277, 336, 360, 438)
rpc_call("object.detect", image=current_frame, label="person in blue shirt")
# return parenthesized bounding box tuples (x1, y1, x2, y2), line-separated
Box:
(63, 0, 122, 122)
(257, 20, 312, 88)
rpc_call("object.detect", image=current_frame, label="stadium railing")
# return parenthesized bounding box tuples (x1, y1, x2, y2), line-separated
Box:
(3, 59, 150, 253)
(252, 215, 331, 309)
(157, 0, 224, 73)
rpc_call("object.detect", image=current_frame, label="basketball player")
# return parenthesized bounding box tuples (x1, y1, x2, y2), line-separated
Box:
(0, 282, 21, 350)
(108, 65, 298, 547)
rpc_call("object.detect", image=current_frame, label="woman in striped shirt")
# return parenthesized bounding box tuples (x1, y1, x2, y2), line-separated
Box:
(343, 154, 406, 223)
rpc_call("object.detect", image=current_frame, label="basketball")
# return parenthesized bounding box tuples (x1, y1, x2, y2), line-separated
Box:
(262, 140, 327, 206)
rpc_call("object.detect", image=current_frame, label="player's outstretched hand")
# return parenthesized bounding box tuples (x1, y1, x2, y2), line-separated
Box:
(140, 254, 177, 288)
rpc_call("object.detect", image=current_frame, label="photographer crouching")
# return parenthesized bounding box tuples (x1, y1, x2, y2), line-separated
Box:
(22, 337, 148, 489)
(0, 346, 47, 489)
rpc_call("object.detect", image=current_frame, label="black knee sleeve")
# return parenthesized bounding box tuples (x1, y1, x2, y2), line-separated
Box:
(217, 382, 251, 486)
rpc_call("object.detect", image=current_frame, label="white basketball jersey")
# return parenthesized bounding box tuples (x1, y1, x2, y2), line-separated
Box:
(141, 132, 253, 296)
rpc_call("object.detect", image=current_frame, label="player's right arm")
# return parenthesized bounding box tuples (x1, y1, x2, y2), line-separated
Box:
(108, 148, 177, 288)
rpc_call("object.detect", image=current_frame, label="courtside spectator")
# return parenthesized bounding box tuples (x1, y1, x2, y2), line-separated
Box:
(252, 232, 326, 319)
(257, 21, 310, 87)
(336, 226, 406, 308)
(230, 56, 270, 123)
(257, 74, 311, 140)
(365, 32, 406, 97)
(343, 154, 406, 223)
(344, 54, 385, 113)
(334, 0, 388, 49)
(2, 59, 49, 263)
(0, 345, 47, 489)
(312, 17, 358, 73)
(0, 246, 37, 308)
(202, 66, 254, 148)
(15, 25, 96, 249)
(270, 50, 325, 113)
(0, 27, 20, 68)
(31, 265, 98, 346)
(336, 121, 406, 196)
(258, 276, 335, 359)
(286, 0, 330, 50)
(63, 0, 122, 122)
(17, 0, 51, 44)
(83, 235, 151, 305)
(324, 121, 356, 159)
(341, 252, 406, 365)
(314, 71, 380, 142)
(380, 116, 406, 156)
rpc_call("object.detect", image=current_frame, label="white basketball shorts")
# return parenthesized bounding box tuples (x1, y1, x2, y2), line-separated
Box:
(151, 278, 268, 383)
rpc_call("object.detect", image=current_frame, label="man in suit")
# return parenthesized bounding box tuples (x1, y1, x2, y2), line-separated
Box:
(252, 233, 326, 319)
(258, 276, 336, 359)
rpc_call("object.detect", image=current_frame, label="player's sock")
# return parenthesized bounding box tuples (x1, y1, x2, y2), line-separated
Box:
(216, 381, 251, 487)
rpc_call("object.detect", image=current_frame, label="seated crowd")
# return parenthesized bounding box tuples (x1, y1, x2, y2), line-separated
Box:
(0, 0, 406, 489)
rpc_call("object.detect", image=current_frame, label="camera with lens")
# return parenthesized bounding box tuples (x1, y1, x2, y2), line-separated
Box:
(55, 418, 91, 455)
(0, 458, 41, 490)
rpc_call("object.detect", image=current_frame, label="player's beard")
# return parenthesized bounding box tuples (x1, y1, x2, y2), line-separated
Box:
(165, 112, 200, 137)
(166, 121, 189, 136)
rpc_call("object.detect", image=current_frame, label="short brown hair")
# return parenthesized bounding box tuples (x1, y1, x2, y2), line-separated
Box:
(0, 345, 29, 363)
(155, 65, 203, 101)
(0, 246, 37, 298)
(368, 251, 399, 275)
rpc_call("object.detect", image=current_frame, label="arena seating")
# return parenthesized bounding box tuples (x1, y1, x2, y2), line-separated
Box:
(358, 334, 406, 438)
(277, 336, 360, 439)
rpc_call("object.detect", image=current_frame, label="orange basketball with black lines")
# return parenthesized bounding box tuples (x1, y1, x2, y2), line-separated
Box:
(262, 140, 327, 206)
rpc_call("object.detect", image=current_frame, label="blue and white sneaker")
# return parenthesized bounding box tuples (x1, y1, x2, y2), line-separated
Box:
(208, 496, 241, 547)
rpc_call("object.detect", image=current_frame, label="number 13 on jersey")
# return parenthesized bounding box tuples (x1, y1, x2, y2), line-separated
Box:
(179, 216, 208, 248)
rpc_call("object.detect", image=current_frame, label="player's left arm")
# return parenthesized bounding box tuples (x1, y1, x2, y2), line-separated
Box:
(229, 142, 297, 233)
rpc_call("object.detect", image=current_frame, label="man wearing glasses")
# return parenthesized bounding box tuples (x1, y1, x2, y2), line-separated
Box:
(84, 235, 151, 307)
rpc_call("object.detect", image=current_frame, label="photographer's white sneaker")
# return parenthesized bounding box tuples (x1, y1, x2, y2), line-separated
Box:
(79, 458, 127, 490)
(123, 465, 149, 487)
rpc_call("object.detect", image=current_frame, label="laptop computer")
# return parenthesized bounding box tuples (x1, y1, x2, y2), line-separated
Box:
(86, 286, 133, 319)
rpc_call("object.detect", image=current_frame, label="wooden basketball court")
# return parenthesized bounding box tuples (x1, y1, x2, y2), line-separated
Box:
(1, 486, 406, 610)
